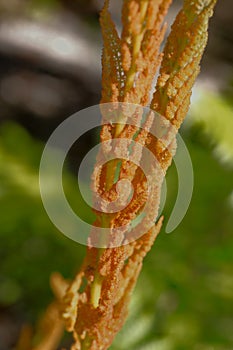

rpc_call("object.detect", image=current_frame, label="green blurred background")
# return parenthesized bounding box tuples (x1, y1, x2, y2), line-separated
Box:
(0, 0, 232, 349)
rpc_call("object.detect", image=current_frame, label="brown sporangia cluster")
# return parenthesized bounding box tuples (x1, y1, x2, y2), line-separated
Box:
(101, 0, 172, 105)
(63, 218, 163, 349)
(59, 1, 217, 349)
(25, 1, 217, 349)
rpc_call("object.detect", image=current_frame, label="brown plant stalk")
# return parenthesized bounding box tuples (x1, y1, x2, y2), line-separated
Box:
(28, 0, 217, 349)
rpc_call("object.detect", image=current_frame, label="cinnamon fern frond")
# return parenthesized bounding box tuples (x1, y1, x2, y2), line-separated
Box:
(151, 0, 217, 127)
(59, 1, 218, 349)
(101, 0, 172, 106)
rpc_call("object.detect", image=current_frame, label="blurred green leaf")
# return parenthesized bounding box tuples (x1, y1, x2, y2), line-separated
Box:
(189, 90, 233, 167)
